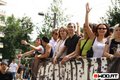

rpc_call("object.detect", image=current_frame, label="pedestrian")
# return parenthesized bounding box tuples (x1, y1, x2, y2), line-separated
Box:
(9, 59, 18, 80)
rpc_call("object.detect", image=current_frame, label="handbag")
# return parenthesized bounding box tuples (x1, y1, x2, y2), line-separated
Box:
(87, 38, 95, 58)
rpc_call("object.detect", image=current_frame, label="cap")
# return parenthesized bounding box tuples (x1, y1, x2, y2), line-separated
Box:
(1, 60, 8, 66)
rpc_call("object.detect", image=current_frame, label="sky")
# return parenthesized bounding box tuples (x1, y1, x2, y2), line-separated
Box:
(1, 0, 111, 40)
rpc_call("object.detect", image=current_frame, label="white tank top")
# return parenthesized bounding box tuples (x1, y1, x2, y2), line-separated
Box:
(93, 37, 107, 58)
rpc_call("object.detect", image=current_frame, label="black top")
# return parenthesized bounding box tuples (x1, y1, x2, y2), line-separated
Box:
(65, 34, 80, 55)
(17, 65, 24, 74)
(0, 71, 13, 80)
(109, 39, 120, 54)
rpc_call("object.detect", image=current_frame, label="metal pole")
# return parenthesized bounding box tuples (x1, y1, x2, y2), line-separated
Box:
(53, 13, 56, 28)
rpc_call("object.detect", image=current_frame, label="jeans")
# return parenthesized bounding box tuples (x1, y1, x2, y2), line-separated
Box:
(11, 72, 16, 80)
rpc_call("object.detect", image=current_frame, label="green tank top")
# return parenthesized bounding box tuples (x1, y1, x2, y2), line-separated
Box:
(80, 39, 93, 56)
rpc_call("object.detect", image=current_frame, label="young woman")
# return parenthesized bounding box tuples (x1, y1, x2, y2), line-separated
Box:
(53, 27, 68, 58)
(84, 3, 110, 58)
(37, 36, 53, 58)
(103, 24, 120, 73)
(21, 38, 44, 80)
(103, 24, 120, 59)
(53, 27, 68, 64)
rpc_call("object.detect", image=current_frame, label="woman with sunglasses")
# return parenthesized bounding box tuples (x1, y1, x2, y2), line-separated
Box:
(84, 3, 110, 58)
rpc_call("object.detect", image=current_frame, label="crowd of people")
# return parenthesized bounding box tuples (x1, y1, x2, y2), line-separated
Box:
(0, 3, 120, 80)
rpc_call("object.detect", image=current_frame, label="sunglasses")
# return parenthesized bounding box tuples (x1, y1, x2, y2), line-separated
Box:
(98, 28, 107, 30)
(54, 33, 58, 35)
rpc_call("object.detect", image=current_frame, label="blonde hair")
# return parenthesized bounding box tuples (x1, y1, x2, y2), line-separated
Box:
(58, 27, 68, 39)
(111, 24, 120, 39)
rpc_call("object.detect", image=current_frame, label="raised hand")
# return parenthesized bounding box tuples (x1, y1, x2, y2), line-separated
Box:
(16, 53, 23, 59)
(86, 3, 91, 13)
(21, 40, 28, 45)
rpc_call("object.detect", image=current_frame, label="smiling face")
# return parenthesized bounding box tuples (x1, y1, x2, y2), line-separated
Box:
(97, 24, 107, 36)
(67, 23, 76, 36)
(95, 24, 109, 37)
(59, 27, 68, 40)
(35, 38, 41, 46)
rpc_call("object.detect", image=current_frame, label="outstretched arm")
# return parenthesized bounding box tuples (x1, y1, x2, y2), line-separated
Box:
(21, 40, 41, 50)
(84, 3, 95, 39)
(22, 50, 34, 57)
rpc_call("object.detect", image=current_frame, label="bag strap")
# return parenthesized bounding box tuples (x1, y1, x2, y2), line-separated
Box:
(91, 38, 95, 46)
(80, 38, 89, 56)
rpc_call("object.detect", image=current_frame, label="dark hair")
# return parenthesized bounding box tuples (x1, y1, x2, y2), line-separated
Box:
(109, 27, 114, 33)
(84, 23, 97, 33)
(42, 36, 49, 43)
(95, 24, 110, 38)
(67, 22, 76, 28)
(36, 37, 40, 40)
(89, 23, 97, 33)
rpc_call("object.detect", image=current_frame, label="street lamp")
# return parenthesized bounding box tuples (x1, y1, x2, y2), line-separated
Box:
(38, 12, 44, 16)
(38, 12, 56, 28)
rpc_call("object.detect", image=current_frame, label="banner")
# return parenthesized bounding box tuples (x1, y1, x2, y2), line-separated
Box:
(36, 57, 120, 80)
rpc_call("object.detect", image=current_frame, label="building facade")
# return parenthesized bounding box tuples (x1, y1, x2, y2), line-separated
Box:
(0, 0, 6, 59)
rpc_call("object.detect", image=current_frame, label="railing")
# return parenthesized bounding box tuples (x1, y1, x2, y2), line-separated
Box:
(35, 57, 120, 80)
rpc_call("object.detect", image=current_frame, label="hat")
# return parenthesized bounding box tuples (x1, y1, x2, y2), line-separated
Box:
(42, 36, 49, 43)
(1, 60, 8, 66)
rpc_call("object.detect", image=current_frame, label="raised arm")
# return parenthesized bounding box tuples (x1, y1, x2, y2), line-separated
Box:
(22, 50, 34, 57)
(84, 3, 95, 39)
(76, 22, 81, 36)
(21, 40, 41, 50)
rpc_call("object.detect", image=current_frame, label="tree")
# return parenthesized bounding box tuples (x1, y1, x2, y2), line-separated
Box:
(38, 0, 71, 39)
(0, 15, 34, 59)
(101, 0, 120, 27)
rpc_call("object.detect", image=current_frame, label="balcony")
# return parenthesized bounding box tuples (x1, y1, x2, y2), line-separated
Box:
(0, 42, 3, 48)
(0, 32, 4, 37)
(0, 9, 5, 16)
(0, 0, 6, 5)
